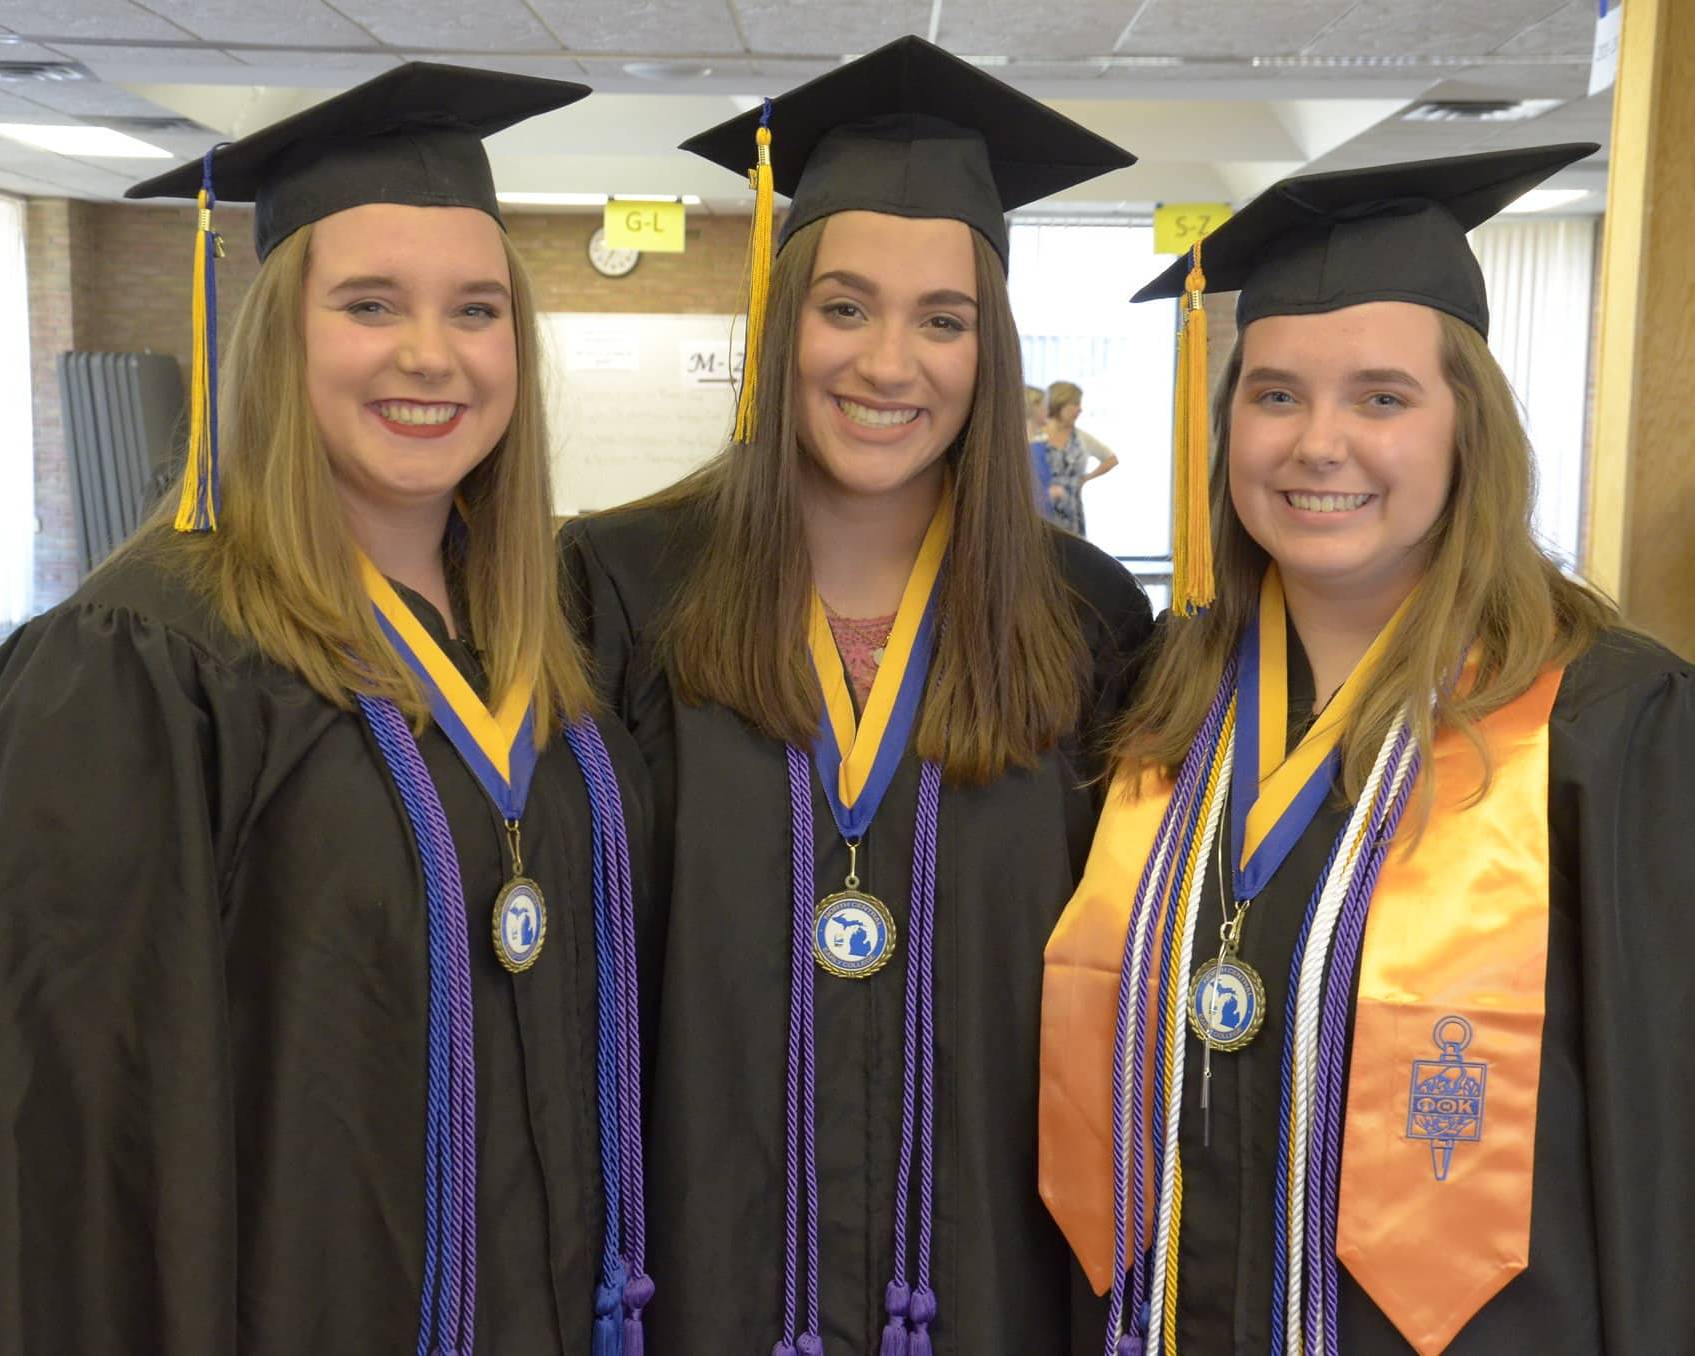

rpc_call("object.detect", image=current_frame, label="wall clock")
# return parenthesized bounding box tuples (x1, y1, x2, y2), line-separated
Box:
(587, 227, 640, 278)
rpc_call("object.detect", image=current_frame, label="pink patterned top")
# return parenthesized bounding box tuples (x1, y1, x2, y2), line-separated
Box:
(824, 606, 897, 710)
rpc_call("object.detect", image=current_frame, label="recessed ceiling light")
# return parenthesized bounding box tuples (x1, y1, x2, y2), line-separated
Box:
(1502, 188, 1591, 214)
(0, 123, 171, 157)
(1401, 99, 1562, 123)
(621, 60, 712, 80)
(616, 194, 703, 205)
(498, 191, 609, 207)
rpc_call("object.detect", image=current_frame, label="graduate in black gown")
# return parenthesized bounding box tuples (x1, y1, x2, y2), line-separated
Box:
(1040, 145, 1695, 1355)
(562, 36, 1153, 1356)
(0, 65, 653, 1355)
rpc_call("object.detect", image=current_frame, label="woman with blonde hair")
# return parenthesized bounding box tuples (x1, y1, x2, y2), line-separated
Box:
(1035, 379, 1119, 535)
(0, 66, 651, 1354)
(1041, 146, 1693, 1354)
(564, 37, 1152, 1356)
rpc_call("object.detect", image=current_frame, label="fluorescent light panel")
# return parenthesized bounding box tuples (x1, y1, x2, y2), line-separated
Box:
(497, 192, 701, 207)
(0, 123, 171, 158)
(498, 191, 608, 206)
(1502, 188, 1591, 214)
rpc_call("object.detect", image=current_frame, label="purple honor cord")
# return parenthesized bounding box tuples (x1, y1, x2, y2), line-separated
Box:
(361, 696, 646, 1356)
(780, 744, 824, 1356)
(1107, 659, 1237, 1356)
(566, 718, 651, 1355)
(1268, 721, 1418, 1355)
(782, 746, 944, 1356)
(360, 694, 479, 1356)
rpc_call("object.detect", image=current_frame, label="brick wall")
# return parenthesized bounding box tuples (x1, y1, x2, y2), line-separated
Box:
(25, 198, 89, 607)
(23, 201, 755, 610)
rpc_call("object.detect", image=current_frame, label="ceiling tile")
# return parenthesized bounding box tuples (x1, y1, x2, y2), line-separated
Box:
(328, 0, 564, 51)
(1118, 0, 1356, 57)
(1003, 61, 1111, 82)
(528, 0, 743, 54)
(402, 52, 588, 78)
(936, 5, 1129, 58)
(1, 75, 177, 114)
(746, 54, 836, 84)
(1493, 1, 1596, 56)
(52, 43, 248, 68)
(0, 83, 70, 117)
(0, 0, 193, 41)
(130, 0, 378, 46)
(0, 37, 67, 60)
(0, 164, 73, 193)
(733, 4, 933, 58)
(1305, 0, 1571, 58)
(1416, 61, 1589, 99)
(229, 53, 402, 78)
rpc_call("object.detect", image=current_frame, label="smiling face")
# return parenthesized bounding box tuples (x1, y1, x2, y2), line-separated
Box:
(794, 210, 980, 501)
(1228, 301, 1458, 610)
(302, 203, 517, 523)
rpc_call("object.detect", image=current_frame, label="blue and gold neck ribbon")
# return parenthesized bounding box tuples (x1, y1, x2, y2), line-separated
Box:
(1230, 565, 1410, 901)
(359, 553, 539, 822)
(805, 489, 952, 840)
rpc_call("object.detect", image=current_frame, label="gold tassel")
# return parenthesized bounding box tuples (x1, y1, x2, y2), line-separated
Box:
(174, 187, 221, 532)
(733, 121, 773, 444)
(1170, 241, 1213, 613)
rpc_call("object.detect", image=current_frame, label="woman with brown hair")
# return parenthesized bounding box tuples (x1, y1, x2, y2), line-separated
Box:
(1040, 146, 1694, 1355)
(563, 37, 1152, 1356)
(0, 67, 651, 1354)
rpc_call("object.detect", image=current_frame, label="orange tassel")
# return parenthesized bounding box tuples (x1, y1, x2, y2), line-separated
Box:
(1170, 241, 1213, 613)
(733, 122, 773, 444)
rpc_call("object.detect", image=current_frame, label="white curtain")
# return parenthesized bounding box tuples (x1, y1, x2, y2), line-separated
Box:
(0, 195, 30, 632)
(1468, 217, 1597, 568)
(1008, 221, 1176, 568)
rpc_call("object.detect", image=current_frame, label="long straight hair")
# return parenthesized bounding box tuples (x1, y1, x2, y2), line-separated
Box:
(1118, 311, 1613, 818)
(651, 216, 1090, 784)
(119, 222, 594, 735)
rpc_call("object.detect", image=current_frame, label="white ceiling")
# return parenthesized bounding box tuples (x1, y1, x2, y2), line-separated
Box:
(0, 0, 1612, 215)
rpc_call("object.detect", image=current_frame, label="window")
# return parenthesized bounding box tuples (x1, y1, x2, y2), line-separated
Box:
(1008, 219, 1177, 610)
(1468, 217, 1598, 570)
(0, 194, 30, 635)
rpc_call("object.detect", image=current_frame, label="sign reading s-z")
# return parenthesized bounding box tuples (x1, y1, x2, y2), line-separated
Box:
(1153, 203, 1233, 256)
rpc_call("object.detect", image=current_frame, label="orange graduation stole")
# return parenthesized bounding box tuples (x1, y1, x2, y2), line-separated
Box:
(1040, 656, 1562, 1354)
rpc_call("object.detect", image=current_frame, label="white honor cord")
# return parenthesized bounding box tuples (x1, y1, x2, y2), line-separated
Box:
(1146, 734, 1233, 1354)
(1110, 789, 1183, 1344)
(1282, 710, 1414, 1355)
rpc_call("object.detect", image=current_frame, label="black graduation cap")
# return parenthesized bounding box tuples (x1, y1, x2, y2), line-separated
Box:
(679, 35, 1136, 268)
(1133, 143, 1598, 338)
(126, 61, 591, 260)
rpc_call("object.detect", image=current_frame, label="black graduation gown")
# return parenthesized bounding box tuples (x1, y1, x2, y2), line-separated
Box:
(0, 549, 651, 1355)
(562, 502, 1154, 1353)
(1149, 626, 1695, 1354)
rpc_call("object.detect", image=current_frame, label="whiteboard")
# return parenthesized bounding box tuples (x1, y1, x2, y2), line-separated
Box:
(539, 312, 746, 514)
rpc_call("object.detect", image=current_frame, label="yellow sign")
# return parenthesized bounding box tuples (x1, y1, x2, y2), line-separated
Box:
(604, 199, 686, 253)
(1153, 202, 1233, 256)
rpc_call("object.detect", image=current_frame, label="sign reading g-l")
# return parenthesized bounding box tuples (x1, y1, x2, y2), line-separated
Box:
(604, 200, 687, 253)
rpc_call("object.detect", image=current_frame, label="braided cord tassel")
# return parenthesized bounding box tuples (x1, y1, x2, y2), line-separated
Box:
(733, 99, 774, 443)
(359, 695, 477, 1356)
(175, 147, 225, 532)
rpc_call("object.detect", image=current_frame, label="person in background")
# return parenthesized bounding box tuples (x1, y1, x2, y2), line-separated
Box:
(1026, 382, 1058, 515)
(0, 65, 653, 1355)
(1025, 382, 1047, 440)
(563, 37, 1152, 1356)
(1035, 380, 1119, 535)
(1040, 143, 1693, 1354)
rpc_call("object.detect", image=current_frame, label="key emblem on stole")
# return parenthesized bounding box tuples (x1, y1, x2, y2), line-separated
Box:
(1405, 1015, 1487, 1182)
